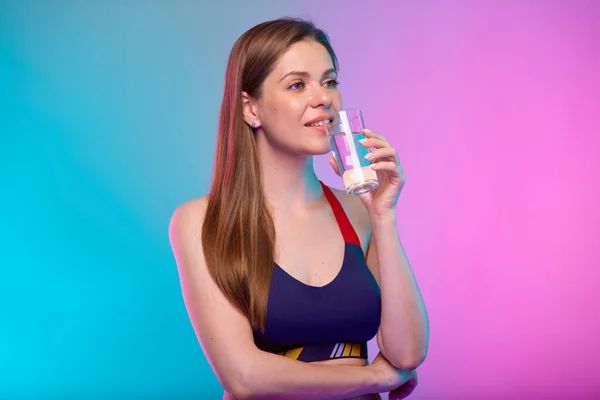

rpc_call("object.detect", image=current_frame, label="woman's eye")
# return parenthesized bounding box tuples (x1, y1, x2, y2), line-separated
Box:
(289, 80, 339, 91)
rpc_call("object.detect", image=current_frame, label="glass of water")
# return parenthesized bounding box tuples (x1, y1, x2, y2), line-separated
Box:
(326, 109, 379, 195)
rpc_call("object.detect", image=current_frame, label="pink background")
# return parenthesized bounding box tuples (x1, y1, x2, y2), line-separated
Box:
(314, 1, 600, 398)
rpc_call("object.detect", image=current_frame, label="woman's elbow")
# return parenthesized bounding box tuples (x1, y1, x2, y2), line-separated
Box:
(387, 345, 428, 370)
(391, 353, 426, 370)
(225, 362, 268, 400)
(228, 385, 253, 400)
(223, 376, 255, 400)
(217, 365, 256, 400)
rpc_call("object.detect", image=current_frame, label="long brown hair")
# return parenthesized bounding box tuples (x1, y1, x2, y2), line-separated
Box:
(202, 18, 339, 332)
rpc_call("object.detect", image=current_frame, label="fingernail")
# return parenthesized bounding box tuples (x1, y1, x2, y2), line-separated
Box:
(359, 139, 368, 144)
(364, 153, 373, 160)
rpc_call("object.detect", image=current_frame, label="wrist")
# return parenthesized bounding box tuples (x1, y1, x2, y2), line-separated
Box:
(369, 210, 397, 227)
(365, 362, 385, 392)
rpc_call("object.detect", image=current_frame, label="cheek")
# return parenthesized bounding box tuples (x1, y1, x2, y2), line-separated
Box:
(267, 99, 305, 129)
(286, 97, 308, 116)
(265, 94, 302, 117)
(259, 99, 303, 144)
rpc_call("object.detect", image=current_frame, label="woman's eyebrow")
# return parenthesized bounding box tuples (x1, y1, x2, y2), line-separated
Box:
(278, 68, 336, 82)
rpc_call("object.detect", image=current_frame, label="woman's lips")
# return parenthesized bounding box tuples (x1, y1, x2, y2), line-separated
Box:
(305, 122, 333, 133)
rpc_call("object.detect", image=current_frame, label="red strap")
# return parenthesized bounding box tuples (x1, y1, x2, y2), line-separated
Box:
(320, 181, 361, 247)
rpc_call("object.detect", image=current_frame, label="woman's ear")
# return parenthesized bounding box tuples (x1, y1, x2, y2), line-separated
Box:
(241, 91, 261, 128)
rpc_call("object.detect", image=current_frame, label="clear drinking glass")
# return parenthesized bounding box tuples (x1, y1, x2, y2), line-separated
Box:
(326, 109, 379, 195)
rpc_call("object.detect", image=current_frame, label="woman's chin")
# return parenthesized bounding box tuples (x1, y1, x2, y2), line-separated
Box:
(306, 137, 332, 156)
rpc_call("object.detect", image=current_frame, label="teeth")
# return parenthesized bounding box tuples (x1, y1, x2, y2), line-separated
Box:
(307, 118, 332, 127)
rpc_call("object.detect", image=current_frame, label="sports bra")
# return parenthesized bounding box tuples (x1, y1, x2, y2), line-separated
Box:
(253, 181, 381, 362)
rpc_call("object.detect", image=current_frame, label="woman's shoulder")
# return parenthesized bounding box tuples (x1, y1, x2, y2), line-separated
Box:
(324, 185, 372, 248)
(327, 186, 370, 224)
(168, 195, 210, 244)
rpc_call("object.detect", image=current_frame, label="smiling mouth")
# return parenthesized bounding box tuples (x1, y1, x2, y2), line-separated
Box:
(305, 118, 333, 127)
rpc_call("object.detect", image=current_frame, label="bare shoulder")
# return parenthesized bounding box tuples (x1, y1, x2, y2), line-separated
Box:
(170, 195, 210, 224)
(169, 196, 209, 240)
(168, 195, 211, 270)
(327, 186, 370, 226)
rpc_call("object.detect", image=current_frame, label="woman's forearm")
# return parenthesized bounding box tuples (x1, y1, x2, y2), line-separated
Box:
(235, 351, 381, 400)
(371, 213, 429, 369)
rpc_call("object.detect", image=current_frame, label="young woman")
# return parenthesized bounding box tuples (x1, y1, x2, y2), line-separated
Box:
(169, 18, 429, 399)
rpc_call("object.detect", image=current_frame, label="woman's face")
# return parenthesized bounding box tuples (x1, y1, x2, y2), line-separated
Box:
(246, 39, 342, 156)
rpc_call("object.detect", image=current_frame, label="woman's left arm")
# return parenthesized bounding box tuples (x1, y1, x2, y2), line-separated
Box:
(366, 216, 429, 371)
(327, 128, 430, 370)
(359, 129, 429, 370)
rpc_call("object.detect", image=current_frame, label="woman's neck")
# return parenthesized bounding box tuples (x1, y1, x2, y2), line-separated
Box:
(257, 142, 324, 212)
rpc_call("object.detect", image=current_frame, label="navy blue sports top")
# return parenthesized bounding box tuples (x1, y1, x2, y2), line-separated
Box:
(253, 181, 382, 362)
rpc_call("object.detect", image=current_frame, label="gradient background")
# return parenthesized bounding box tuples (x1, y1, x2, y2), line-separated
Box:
(1, 0, 599, 399)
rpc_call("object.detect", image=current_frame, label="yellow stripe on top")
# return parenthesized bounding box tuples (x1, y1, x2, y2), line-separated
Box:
(278, 343, 363, 361)
(341, 343, 352, 357)
(283, 347, 304, 360)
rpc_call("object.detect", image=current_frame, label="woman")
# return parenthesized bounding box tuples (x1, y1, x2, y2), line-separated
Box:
(169, 18, 429, 399)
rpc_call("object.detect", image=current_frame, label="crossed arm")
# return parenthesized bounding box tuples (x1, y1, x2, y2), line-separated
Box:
(169, 200, 423, 399)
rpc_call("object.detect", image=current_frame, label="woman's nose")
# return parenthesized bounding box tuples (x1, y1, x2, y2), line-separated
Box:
(309, 85, 333, 108)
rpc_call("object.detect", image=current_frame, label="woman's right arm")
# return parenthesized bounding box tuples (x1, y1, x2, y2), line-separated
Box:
(168, 200, 409, 400)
